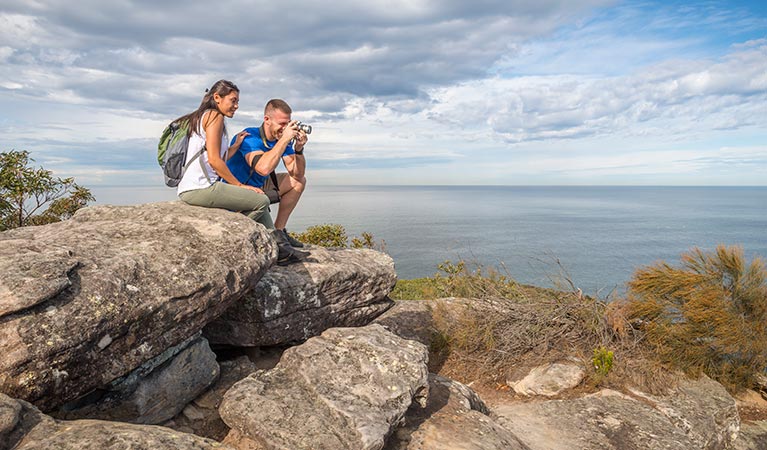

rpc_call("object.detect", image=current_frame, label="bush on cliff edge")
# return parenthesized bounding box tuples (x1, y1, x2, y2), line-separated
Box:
(293, 224, 383, 250)
(618, 245, 767, 390)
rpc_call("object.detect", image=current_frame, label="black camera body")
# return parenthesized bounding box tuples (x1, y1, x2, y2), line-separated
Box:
(295, 121, 312, 134)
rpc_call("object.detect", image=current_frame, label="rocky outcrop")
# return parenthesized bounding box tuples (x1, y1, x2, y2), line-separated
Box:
(0, 202, 275, 411)
(373, 299, 437, 347)
(55, 334, 219, 424)
(386, 374, 530, 450)
(627, 376, 740, 449)
(219, 324, 429, 450)
(164, 355, 267, 440)
(205, 247, 396, 346)
(1, 393, 231, 450)
(733, 420, 767, 449)
(493, 378, 739, 450)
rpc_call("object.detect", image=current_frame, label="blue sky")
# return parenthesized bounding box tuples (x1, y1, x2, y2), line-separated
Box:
(1, 0, 765, 191)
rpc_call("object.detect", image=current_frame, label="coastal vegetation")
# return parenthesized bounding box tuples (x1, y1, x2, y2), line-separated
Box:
(293, 223, 381, 249)
(617, 245, 767, 391)
(0, 149, 94, 231)
(385, 245, 767, 394)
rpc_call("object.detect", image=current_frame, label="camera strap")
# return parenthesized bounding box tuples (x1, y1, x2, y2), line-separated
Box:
(259, 123, 274, 149)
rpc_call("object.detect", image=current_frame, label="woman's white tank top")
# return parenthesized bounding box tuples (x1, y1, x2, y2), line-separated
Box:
(177, 110, 229, 194)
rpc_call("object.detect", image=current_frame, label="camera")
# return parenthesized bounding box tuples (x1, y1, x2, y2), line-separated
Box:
(295, 121, 312, 134)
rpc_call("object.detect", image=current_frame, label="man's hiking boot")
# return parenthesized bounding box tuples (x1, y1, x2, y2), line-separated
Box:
(272, 229, 309, 266)
(282, 228, 304, 248)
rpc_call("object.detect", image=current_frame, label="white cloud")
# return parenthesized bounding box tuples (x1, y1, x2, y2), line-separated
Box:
(426, 39, 767, 145)
(1, 1, 765, 188)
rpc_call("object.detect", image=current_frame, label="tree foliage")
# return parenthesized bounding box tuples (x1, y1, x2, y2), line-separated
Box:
(622, 245, 767, 390)
(0, 150, 94, 231)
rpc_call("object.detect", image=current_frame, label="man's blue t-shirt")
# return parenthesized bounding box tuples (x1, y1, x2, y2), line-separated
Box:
(226, 126, 295, 188)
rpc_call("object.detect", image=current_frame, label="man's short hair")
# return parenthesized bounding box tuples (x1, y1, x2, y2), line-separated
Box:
(265, 99, 292, 116)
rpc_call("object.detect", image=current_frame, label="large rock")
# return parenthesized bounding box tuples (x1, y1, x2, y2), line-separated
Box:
(494, 389, 698, 449)
(55, 334, 219, 424)
(205, 247, 396, 346)
(1, 393, 231, 450)
(627, 375, 739, 449)
(373, 300, 437, 347)
(386, 374, 530, 450)
(0, 202, 275, 411)
(507, 360, 586, 397)
(219, 324, 429, 450)
(164, 355, 264, 440)
(494, 378, 739, 450)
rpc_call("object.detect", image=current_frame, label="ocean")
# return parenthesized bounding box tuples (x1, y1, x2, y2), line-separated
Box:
(92, 185, 767, 297)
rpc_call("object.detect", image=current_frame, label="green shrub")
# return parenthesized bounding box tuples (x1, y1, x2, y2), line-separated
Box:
(293, 224, 348, 247)
(390, 260, 520, 301)
(292, 224, 383, 250)
(621, 245, 767, 390)
(592, 346, 614, 377)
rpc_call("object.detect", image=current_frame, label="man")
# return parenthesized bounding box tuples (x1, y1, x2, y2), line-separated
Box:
(227, 99, 309, 262)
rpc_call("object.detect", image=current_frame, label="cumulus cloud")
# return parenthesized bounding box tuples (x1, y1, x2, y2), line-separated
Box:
(426, 39, 767, 144)
(0, 0, 609, 115)
(1, 0, 765, 186)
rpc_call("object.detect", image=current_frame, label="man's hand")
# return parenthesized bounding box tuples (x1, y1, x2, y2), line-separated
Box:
(279, 120, 299, 144)
(294, 129, 308, 153)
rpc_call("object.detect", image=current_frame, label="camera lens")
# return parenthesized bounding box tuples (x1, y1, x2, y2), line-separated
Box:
(296, 122, 312, 134)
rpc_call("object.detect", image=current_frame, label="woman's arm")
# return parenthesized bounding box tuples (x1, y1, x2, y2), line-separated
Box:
(203, 111, 257, 191)
(226, 130, 250, 161)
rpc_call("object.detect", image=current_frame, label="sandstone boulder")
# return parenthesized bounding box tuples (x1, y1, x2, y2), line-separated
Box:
(0, 202, 275, 411)
(205, 247, 396, 346)
(219, 324, 429, 450)
(373, 299, 437, 347)
(56, 334, 219, 424)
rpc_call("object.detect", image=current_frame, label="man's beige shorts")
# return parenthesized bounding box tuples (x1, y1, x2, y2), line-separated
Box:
(263, 172, 287, 193)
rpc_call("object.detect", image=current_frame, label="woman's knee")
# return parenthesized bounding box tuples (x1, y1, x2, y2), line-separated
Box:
(249, 192, 270, 213)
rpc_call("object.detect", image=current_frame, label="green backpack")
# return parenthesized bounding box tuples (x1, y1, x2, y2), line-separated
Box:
(157, 119, 211, 187)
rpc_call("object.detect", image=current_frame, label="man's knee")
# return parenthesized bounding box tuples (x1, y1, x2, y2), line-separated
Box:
(290, 175, 307, 194)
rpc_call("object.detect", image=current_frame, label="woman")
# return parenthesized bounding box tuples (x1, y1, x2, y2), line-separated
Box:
(177, 80, 307, 265)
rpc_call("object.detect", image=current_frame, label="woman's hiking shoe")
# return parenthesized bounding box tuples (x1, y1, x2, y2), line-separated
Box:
(272, 229, 309, 266)
(282, 228, 304, 248)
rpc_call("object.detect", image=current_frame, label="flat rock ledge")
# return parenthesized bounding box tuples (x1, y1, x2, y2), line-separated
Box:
(205, 246, 397, 346)
(386, 374, 530, 450)
(493, 376, 739, 450)
(1, 393, 231, 450)
(0, 202, 275, 411)
(219, 324, 429, 450)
